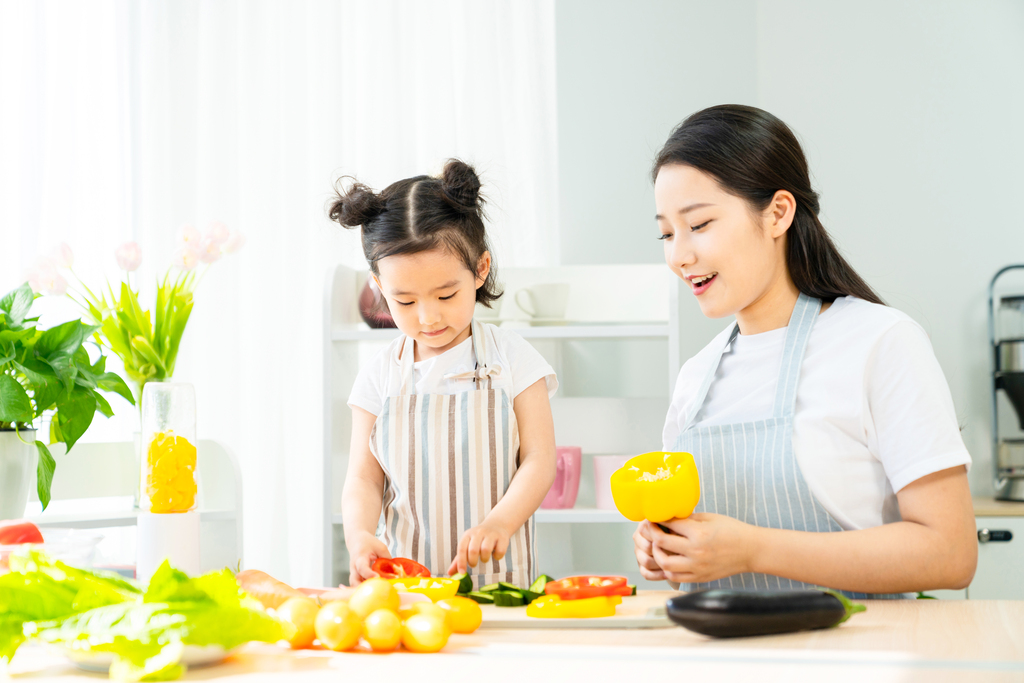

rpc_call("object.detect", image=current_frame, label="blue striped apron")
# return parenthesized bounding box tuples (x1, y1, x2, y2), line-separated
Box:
(369, 320, 534, 588)
(675, 293, 909, 599)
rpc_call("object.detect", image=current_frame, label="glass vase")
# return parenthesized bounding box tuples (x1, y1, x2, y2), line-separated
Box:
(139, 383, 197, 514)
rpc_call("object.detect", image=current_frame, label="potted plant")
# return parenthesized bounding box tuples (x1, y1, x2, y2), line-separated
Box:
(0, 282, 135, 516)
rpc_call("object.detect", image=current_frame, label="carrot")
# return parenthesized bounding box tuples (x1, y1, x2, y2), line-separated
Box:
(236, 569, 307, 609)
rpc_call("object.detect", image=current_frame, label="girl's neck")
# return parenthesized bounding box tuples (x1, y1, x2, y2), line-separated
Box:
(412, 322, 474, 362)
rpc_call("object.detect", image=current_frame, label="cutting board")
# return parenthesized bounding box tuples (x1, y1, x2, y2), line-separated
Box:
(478, 591, 673, 629)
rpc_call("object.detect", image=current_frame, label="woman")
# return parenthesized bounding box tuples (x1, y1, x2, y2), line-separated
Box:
(635, 105, 976, 597)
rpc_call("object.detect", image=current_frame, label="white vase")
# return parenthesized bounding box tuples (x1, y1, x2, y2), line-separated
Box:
(0, 430, 37, 520)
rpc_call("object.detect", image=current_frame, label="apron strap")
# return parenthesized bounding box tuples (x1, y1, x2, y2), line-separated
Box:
(680, 323, 740, 432)
(772, 293, 821, 419)
(399, 320, 501, 394)
(398, 334, 416, 396)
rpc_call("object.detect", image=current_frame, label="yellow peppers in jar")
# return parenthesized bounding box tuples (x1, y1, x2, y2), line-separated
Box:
(145, 430, 198, 513)
(609, 451, 700, 523)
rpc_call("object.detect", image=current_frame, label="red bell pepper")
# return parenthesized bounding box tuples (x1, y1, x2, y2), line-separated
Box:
(372, 557, 431, 579)
(0, 519, 43, 545)
(544, 575, 631, 600)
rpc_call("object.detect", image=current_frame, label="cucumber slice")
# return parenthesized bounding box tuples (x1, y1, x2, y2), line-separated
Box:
(451, 572, 473, 594)
(491, 591, 525, 607)
(497, 581, 521, 592)
(528, 574, 555, 593)
(629, 585, 637, 596)
(479, 583, 501, 593)
(520, 589, 543, 604)
(466, 591, 495, 604)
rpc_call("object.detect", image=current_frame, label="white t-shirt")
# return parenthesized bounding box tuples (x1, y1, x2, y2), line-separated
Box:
(662, 297, 972, 532)
(348, 322, 558, 416)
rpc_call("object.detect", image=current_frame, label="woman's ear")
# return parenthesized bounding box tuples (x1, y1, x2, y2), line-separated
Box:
(766, 190, 797, 239)
(475, 251, 492, 287)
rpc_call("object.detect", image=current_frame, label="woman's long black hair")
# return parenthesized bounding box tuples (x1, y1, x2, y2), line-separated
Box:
(653, 105, 883, 305)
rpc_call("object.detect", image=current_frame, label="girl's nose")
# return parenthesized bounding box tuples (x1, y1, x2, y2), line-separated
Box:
(419, 303, 441, 325)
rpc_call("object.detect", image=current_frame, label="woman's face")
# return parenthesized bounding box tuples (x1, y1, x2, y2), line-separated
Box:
(654, 164, 793, 324)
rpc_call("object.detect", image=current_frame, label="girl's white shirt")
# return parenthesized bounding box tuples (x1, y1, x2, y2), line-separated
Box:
(348, 321, 558, 416)
(663, 296, 972, 532)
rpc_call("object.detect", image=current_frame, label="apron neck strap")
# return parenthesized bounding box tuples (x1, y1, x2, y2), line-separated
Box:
(398, 320, 493, 395)
(398, 334, 416, 396)
(772, 293, 820, 419)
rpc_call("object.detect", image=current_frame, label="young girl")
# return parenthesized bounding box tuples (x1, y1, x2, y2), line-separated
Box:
(634, 105, 977, 597)
(329, 159, 557, 587)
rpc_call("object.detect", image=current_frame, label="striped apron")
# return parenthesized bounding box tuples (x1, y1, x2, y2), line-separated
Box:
(675, 293, 910, 599)
(369, 320, 534, 588)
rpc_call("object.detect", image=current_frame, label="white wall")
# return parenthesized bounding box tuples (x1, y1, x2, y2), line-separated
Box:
(555, 0, 1024, 496)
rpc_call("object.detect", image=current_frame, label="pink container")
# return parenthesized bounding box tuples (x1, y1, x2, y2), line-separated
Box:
(540, 446, 582, 509)
(594, 454, 632, 510)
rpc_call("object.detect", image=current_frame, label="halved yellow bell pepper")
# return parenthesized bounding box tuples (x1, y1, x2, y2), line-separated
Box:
(388, 577, 460, 602)
(526, 594, 622, 619)
(610, 451, 700, 523)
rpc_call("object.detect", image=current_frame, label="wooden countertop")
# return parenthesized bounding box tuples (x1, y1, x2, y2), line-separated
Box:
(7, 592, 1024, 682)
(973, 496, 1024, 517)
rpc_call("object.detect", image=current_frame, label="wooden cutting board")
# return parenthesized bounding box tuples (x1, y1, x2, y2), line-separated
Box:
(478, 591, 673, 629)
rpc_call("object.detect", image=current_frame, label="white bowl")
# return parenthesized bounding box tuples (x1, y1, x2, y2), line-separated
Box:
(58, 644, 231, 673)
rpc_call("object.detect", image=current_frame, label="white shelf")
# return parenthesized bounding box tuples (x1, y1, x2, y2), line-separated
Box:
(332, 323, 670, 342)
(331, 509, 631, 525)
(29, 509, 236, 529)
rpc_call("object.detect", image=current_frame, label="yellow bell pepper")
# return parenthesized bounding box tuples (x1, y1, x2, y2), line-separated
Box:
(388, 577, 460, 602)
(609, 451, 700, 523)
(526, 594, 621, 619)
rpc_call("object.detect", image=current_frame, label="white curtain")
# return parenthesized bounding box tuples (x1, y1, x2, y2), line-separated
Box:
(1, 0, 558, 586)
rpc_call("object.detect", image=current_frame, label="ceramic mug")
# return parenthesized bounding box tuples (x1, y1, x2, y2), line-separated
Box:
(514, 283, 570, 322)
(540, 446, 582, 509)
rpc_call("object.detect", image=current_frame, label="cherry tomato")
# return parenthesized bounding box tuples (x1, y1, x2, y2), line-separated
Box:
(401, 614, 450, 653)
(314, 601, 362, 652)
(348, 577, 400, 619)
(0, 520, 43, 545)
(362, 608, 402, 652)
(437, 596, 483, 634)
(276, 597, 319, 649)
(398, 601, 448, 622)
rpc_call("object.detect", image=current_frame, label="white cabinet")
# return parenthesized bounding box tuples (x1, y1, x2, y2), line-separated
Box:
(969, 515, 1024, 599)
(322, 263, 683, 586)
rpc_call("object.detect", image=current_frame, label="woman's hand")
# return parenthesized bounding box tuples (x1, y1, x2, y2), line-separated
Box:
(448, 521, 510, 575)
(647, 513, 759, 584)
(633, 522, 668, 581)
(347, 530, 391, 585)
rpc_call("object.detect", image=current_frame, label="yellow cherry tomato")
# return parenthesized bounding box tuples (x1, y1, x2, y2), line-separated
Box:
(276, 597, 320, 649)
(348, 577, 400, 619)
(398, 601, 449, 622)
(401, 614, 450, 653)
(314, 600, 362, 652)
(362, 608, 402, 652)
(436, 596, 483, 634)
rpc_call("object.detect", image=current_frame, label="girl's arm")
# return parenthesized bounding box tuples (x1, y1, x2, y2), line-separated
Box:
(342, 406, 391, 584)
(448, 378, 556, 574)
(639, 465, 977, 593)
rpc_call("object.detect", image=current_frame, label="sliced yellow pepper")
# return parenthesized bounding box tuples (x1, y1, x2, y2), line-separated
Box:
(389, 577, 460, 602)
(526, 594, 622, 619)
(609, 451, 700, 523)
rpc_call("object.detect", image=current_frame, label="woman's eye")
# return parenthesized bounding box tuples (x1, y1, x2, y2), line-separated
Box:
(657, 233, 673, 241)
(439, 293, 456, 301)
(690, 220, 711, 232)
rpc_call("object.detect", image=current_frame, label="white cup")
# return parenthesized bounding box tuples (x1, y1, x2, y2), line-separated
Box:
(514, 283, 570, 322)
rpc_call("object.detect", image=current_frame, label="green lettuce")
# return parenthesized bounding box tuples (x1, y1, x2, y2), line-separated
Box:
(0, 553, 291, 681)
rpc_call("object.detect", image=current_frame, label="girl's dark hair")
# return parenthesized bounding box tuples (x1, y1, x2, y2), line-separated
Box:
(652, 105, 884, 306)
(327, 158, 501, 307)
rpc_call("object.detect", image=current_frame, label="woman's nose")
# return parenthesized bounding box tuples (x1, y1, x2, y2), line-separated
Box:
(667, 234, 695, 271)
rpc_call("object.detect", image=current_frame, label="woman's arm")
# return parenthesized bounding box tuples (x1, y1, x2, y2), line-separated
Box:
(342, 406, 391, 584)
(644, 465, 977, 593)
(448, 378, 557, 574)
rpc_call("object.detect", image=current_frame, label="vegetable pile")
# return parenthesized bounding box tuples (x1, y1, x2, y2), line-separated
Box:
(0, 550, 290, 681)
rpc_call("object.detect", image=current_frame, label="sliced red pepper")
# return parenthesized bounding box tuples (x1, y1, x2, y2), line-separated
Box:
(544, 575, 629, 600)
(371, 557, 431, 579)
(0, 519, 44, 545)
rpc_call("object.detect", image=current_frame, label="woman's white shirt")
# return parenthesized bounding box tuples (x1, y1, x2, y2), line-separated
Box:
(662, 296, 971, 532)
(348, 321, 558, 416)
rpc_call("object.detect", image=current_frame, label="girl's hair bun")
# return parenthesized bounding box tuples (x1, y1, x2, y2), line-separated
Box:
(440, 158, 483, 214)
(328, 179, 386, 228)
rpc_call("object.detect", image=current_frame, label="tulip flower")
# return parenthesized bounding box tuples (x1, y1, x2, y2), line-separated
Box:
(222, 231, 246, 254)
(171, 247, 200, 271)
(50, 242, 74, 269)
(115, 242, 143, 272)
(26, 258, 57, 293)
(205, 221, 230, 245)
(177, 224, 201, 249)
(197, 237, 221, 264)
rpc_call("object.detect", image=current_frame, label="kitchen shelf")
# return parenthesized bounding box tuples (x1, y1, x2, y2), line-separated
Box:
(332, 323, 671, 342)
(534, 508, 630, 523)
(29, 509, 236, 529)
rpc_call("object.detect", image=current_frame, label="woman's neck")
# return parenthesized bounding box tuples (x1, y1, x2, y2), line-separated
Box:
(735, 274, 801, 335)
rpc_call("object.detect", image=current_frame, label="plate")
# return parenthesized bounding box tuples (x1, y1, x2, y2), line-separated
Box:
(58, 644, 232, 672)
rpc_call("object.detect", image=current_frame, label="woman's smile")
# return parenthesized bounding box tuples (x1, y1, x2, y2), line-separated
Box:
(687, 272, 718, 296)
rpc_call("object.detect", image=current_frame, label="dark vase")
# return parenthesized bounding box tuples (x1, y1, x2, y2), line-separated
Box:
(359, 279, 396, 329)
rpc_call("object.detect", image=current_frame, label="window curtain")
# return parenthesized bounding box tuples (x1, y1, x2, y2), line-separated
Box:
(1, 0, 558, 586)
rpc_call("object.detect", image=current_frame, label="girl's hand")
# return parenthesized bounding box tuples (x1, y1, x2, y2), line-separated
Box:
(648, 513, 759, 584)
(448, 522, 510, 575)
(347, 531, 391, 585)
(633, 521, 668, 581)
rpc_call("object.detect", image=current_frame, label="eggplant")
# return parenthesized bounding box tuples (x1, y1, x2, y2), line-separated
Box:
(666, 589, 866, 638)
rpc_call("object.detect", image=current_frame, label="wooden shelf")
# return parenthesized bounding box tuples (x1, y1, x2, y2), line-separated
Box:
(332, 323, 670, 342)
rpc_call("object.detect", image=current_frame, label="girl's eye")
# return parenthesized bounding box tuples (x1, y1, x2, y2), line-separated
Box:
(396, 301, 414, 306)
(690, 220, 711, 232)
(439, 293, 456, 301)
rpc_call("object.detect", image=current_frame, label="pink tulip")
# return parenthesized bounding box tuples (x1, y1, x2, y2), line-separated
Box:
(197, 237, 221, 264)
(177, 224, 201, 248)
(115, 242, 143, 272)
(171, 247, 201, 271)
(50, 242, 74, 269)
(205, 221, 230, 245)
(26, 258, 57, 293)
(47, 273, 68, 296)
(222, 231, 246, 254)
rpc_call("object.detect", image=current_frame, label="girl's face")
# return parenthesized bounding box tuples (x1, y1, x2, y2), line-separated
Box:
(654, 163, 796, 332)
(375, 247, 490, 359)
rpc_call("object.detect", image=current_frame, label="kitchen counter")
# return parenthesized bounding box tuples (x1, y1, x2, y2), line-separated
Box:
(7, 592, 1024, 682)
(974, 496, 1024, 517)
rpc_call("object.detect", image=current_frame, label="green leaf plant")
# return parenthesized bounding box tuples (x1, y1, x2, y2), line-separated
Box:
(0, 283, 135, 510)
